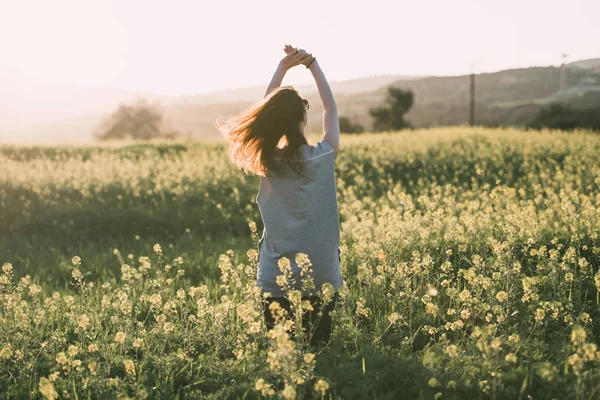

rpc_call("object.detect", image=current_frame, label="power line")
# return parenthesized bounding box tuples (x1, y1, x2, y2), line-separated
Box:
(470, 63, 475, 126)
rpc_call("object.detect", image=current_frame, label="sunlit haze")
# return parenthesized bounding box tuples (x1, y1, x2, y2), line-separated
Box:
(2, 0, 598, 95)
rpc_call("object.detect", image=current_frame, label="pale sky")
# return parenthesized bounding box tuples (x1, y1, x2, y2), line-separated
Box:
(1, 0, 598, 96)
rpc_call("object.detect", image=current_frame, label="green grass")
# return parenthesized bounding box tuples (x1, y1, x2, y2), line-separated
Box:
(1, 127, 600, 399)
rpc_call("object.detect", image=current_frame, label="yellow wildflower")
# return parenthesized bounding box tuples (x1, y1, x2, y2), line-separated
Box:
(304, 353, 316, 364)
(123, 359, 136, 376)
(571, 326, 587, 346)
(535, 309, 545, 322)
(428, 377, 440, 387)
(38, 377, 58, 400)
(314, 379, 330, 395)
(78, 315, 90, 330)
(281, 384, 296, 400)
(55, 352, 67, 365)
(2, 263, 13, 275)
(68, 345, 79, 357)
(114, 331, 127, 344)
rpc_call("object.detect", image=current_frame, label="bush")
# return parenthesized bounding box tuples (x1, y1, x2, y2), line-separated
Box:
(528, 103, 600, 132)
(339, 116, 364, 134)
(94, 99, 180, 141)
(369, 86, 414, 131)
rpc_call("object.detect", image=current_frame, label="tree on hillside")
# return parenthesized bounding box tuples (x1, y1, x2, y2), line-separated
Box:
(94, 99, 180, 141)
(369, 87, 414, 131)
(527, 103, 600, 132)
(339, 116, 364, 134)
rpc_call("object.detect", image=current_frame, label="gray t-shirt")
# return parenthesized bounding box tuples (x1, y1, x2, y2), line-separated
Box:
(256, 139, 344, 298)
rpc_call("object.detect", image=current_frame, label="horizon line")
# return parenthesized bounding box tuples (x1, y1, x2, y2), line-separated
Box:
(23, 56, 599, 98)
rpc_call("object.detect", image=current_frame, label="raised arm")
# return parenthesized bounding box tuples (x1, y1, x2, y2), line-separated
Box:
(282, 46, 340, 157)
(264, 64, 287, 99)
(264, 45, 312, 99)
(308, 58, 339, 157)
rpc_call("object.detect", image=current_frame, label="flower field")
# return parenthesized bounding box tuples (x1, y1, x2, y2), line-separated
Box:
(1, 127, 600, 399)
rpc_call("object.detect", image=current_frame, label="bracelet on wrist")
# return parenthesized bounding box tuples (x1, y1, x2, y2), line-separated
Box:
(306, 57, 316, 69)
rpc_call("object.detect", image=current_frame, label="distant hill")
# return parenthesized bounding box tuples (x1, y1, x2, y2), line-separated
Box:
(1, 59, 599, 144)
(178, 75, 415, 105)
(0, 73, 411, 144)
(340, 59, 600, 130)
(569, 58, 600, 72)
(0, 65, 167, 143)
(165, 58, 600, 137)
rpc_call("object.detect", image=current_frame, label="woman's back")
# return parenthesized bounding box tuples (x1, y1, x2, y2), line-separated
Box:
(256, 139, 344, 297)
(217, 44, 342, 345)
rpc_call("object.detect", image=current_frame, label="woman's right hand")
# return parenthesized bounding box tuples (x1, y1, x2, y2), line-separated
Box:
(279, 44, 313, 70)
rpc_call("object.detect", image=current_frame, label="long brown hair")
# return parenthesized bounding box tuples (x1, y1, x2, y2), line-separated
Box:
(215, 86, 308, 177)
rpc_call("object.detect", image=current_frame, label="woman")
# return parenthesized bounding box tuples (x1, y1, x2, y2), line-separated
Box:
(216, 45, 343, 347)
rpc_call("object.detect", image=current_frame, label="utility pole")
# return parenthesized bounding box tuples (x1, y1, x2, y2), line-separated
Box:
(469, 63, 475, 126)
(559, 53, 568, 91)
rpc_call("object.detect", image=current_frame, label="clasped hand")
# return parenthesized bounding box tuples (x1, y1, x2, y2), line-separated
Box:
(279, 44, 314, 71)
